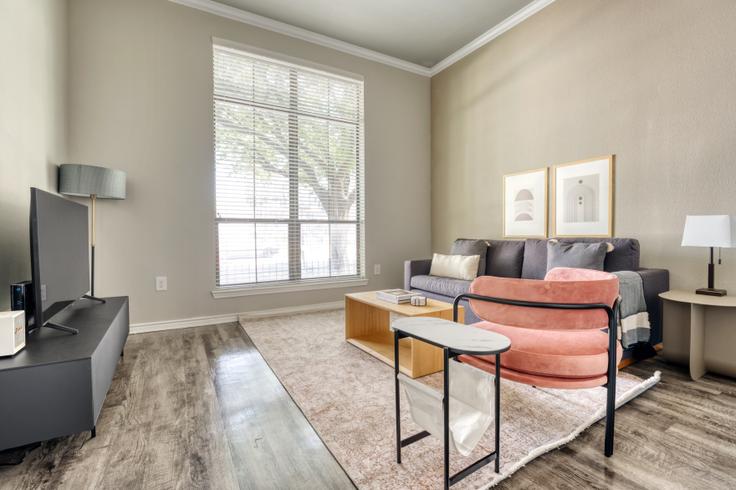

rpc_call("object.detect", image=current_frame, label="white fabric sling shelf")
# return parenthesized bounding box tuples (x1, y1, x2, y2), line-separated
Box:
(398, 360, 495, 456)
(391, 317, 511, 489)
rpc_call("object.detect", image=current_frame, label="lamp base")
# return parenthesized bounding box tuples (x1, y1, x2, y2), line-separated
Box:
(696, 287, 727, 297)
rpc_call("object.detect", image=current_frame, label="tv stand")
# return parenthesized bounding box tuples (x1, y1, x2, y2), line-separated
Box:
(0, 297, 129, 451)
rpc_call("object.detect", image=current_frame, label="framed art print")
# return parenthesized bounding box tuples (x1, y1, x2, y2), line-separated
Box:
(552, 155, 614, 237)
(503, 167, 548, 238)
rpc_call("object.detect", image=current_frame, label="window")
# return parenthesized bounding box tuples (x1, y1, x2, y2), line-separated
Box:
(213, 44, 365, 289)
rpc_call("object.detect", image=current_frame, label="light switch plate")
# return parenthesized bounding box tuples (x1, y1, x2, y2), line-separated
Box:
(373, 264, 381, 275)
(155, 276, 168, 291)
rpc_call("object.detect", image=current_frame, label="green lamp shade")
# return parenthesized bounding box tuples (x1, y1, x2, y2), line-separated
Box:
(58, 164, 126, 199)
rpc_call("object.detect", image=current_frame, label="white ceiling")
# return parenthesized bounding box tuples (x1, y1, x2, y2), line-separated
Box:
(211, 0, 536, 68)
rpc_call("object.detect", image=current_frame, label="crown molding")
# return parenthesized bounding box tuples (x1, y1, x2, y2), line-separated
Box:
(429, 0, 556, 76)
(169, 0, 432, 76)
(170, 0, 554, 78)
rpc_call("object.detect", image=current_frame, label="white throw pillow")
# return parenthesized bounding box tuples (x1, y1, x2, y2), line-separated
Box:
(429, 253, 480, 281)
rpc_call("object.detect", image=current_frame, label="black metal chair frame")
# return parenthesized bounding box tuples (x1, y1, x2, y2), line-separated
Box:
(394, 293, 620, 489)
(452, 292, 621, 458)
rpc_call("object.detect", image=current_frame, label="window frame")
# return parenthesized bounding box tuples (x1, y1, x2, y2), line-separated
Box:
(211, 40, 367, 297)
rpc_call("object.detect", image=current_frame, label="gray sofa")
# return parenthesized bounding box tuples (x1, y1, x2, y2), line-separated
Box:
(404, 238, 669, 360)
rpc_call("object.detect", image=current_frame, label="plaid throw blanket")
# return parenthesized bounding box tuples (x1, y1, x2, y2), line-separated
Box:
(612, 271, 650, 348)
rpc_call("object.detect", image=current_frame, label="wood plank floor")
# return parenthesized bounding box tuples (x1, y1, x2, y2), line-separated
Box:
(0, 323, 353, 490)
(1, 322, 734, 489)
(500, 357, 736, 489)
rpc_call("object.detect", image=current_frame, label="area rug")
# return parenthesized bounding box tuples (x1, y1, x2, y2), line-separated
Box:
(240, 309, 660, 489)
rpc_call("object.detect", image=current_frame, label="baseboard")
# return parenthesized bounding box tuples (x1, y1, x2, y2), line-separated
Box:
(238, 301, 344, 321)
(130, 313, 240, 334)
(130, 301, 345, 334)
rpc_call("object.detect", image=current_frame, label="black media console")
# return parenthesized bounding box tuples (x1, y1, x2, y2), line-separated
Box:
(0, 296, 129, 451)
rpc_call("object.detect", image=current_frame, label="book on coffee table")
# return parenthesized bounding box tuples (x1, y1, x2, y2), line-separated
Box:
(376, 289, 416, 304)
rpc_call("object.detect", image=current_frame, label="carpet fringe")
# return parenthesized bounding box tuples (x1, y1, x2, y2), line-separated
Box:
(482, 370, 662, 489)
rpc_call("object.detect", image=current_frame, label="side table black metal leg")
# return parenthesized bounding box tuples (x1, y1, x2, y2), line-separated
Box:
(394, 329, 401, 464)
(443, 348, 450, 490)
(495, 353, 501, 473)
(91, 426, 96, 438)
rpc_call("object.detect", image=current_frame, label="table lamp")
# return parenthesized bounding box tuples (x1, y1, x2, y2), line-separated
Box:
(681, 215, 734, 296)
(58, 164, 127, 297)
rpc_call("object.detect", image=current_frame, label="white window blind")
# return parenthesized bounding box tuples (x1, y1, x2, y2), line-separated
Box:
(213, 44, 365, 288)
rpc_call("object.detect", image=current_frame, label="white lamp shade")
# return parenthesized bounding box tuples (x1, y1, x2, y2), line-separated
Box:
(681, 215, 735, 248)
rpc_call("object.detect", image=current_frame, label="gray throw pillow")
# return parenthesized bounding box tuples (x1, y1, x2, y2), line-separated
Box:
(546, 241, 607, 272)
(450, 239, 487, 276)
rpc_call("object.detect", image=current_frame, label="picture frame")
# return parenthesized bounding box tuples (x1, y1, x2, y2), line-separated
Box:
(551, 155, 614, 237)
(503, 167, 548, 238)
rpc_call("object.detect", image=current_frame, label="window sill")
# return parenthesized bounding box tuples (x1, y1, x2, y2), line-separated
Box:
(211, 277, 369, 298)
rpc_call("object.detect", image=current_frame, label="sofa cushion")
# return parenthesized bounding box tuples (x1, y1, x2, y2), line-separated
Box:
(485, 240, 524, 277)
(521, 239, 548, 279)
(407, 290, 480, 324)
(465, 321, 622, 379)
(410, 275, 470, 299)
(451, 239, 487, 276)
(546, 241, 607, 271)
(522, 238, 641, 278)
(563, 237, 640, 271)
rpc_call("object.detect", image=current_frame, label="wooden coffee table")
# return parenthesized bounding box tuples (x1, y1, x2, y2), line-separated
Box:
(344, 291, 464, 378)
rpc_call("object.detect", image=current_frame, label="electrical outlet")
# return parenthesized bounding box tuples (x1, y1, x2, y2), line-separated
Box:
(373, 264, 381, 275)
(155, 276, 168, 291)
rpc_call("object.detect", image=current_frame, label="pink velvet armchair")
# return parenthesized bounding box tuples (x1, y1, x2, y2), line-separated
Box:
(452, 267, 622, 456)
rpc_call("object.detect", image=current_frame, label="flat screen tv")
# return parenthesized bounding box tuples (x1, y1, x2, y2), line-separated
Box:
(29, 188, 92, 333)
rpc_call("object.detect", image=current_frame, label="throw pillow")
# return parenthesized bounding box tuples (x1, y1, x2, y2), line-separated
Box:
(546, 241, 608, 272)
(548, 238, 615, 253)
(429, 253, 480, 281)
(450, 239, 487, 276)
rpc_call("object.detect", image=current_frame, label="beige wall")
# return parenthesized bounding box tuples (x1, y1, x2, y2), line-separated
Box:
(0, 0, 67, 310)
(67, 0, 431, 324)
(9, 0, 733, 334)
(431, 0, 736, 294)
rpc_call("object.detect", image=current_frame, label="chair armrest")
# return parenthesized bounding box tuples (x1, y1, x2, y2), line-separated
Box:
(636, 268, 670, 345)
(452, 292, 618, 324)
(404, 259, 432, 290)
